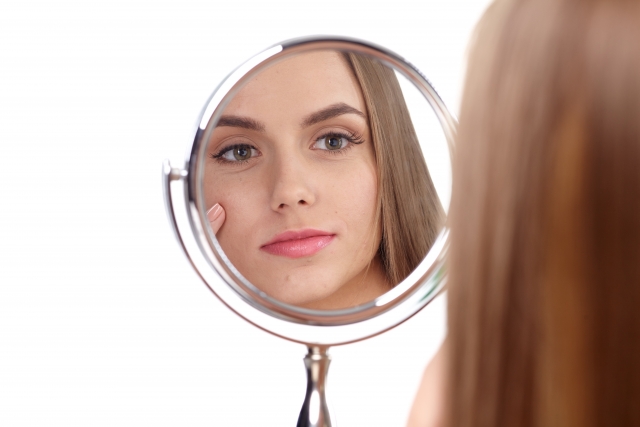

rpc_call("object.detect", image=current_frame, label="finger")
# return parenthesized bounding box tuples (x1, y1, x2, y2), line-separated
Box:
(206, 203, 226, 235)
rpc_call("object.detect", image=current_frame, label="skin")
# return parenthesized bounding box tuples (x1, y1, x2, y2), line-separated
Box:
(406, 342, 447, 427)
(203, 51, 390, 309)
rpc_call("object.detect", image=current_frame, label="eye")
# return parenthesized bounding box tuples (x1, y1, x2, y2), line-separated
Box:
(313, 134, 349, 151)
(213, 144, 260, 162)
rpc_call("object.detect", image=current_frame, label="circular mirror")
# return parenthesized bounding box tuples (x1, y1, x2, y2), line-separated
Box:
(164, 36, 455, 346)
(163, 36, 455, 426)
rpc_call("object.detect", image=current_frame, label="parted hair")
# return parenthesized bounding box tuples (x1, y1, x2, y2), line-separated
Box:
(344, 53, 445, 286)
(448, 0, 640, 426)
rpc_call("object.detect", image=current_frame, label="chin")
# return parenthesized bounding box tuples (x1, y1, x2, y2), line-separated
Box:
(258, 275, 340, 308)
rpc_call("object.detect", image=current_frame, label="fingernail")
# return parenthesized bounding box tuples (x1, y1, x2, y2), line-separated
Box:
(206, 203, 222, 221)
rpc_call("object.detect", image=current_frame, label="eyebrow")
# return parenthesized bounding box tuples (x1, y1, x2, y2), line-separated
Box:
(214, 102, 366, 132)
(301, 102, 367, 127)
(216, 115, 266, 132)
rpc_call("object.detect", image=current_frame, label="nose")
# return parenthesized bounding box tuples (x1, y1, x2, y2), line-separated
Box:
(269, 153, 316, 212)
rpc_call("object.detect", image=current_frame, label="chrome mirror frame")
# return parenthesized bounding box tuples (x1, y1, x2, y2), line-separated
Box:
(163, 36, 456, 345)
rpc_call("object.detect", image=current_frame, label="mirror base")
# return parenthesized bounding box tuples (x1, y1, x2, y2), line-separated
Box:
(297, 346, 333, 427)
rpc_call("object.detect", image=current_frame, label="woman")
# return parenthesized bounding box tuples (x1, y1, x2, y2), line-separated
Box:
(204, 50, 444, 309)
(410, 0, 640, 425)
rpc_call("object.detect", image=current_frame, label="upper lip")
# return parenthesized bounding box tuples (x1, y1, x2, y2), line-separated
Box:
(261, 229, 335, 247)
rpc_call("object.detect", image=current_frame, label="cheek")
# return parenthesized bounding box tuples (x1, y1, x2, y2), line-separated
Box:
(327, 162, 378, 228)
(203, 172, 264, 247)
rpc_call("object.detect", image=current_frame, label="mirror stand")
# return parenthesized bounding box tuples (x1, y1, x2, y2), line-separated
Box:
(298, 346, 334, 427)
(163, 36, 455, 427)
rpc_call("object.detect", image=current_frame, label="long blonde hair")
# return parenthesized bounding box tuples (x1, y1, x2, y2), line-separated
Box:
(448, 0, 640, 426)
(344, 53, 445, 285)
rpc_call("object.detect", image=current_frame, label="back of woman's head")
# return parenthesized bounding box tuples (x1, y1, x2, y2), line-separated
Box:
(448, 0, 640, 426)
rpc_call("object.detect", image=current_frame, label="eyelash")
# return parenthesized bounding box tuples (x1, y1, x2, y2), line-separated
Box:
(313, 130, 365, 154)
(209, 130, 365, 164)
(210, 143, 259, 165)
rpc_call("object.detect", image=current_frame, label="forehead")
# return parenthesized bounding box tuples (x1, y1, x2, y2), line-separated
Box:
(223, 50, 367, 120)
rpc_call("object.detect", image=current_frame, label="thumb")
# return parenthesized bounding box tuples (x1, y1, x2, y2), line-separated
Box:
(206, 203, 226, 235)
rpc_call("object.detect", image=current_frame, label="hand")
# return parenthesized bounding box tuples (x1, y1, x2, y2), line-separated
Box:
(206, 203, 226, 235)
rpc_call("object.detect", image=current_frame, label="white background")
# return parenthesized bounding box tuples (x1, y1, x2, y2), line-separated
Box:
(0, 1, 490, 425)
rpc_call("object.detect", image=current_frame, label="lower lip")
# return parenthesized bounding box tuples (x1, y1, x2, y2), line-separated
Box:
(261, 235, 335, 258)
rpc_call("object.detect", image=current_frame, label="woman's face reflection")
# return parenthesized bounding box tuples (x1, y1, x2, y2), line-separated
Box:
(204, 51, 390, 309)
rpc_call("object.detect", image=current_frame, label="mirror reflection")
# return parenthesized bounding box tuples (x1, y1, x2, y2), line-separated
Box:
(203, 50, 446, 310)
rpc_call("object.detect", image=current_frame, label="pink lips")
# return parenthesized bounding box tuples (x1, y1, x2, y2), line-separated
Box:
(260, 229, 335, 258)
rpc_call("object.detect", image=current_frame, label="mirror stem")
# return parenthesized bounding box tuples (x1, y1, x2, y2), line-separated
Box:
(297, 346, 333, 427)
